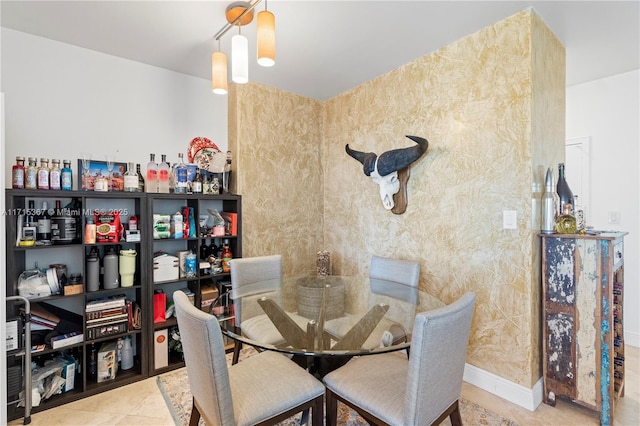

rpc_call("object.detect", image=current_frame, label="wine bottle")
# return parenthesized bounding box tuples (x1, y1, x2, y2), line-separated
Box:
(556, 163, 574, 216)
(136, 163, 145, 192)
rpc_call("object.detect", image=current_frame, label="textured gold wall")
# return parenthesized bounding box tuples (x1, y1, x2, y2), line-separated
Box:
(231, 10, 564, 388)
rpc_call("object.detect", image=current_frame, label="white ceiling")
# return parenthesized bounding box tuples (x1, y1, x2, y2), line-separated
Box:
(1, 1, 638, 101)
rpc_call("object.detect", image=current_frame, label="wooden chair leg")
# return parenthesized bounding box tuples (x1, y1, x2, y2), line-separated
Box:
(325, 389, 338, 426)
(232, 340, 242, 365)
(312, 394, 324, 426)
(189, 397, 201, 426)
(449, 400, 462, 426)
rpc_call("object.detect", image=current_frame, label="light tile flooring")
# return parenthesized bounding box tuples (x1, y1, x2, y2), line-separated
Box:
(8, 346, 638, 425)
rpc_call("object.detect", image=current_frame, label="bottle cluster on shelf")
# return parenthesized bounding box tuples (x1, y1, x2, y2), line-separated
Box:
(13, 157, 73, 191)
(541, 162, 586, 234)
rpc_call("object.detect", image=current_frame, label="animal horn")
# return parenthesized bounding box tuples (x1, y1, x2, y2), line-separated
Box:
(375, 135, 429, 176)
(345, 144, 377, 176)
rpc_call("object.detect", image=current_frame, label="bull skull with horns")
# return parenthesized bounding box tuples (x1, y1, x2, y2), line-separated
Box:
(346, 135, 429, 211)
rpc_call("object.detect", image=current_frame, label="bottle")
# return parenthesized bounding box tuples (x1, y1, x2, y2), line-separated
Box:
(221, 240, 232, 273)
(192, 169, 203, 194)
(123, 162, 138, 192)
(554, 203, 577, 234)
(223, 150, 232, 193)
(556, 163, 574, 216)
(37, 201, 52, 243)
(158, 154, 171, 193)
(103, 246, 120, 289)
(185, 251, 197, 278)
(202, 173, 210, 194)
(211, 177, 220, 195)
(174, 153, 188, 193)
(61, 160, 73, 190)
(145, 153, 158, 193)
(574, 195, 585, 231)
(89, 343, 97, 381)
(26, 200, 37, 228)
(85, 216, 96, 244)
(49, 159, 62, 190)
(37, 158, 50, 190)
(541, 168, 558, 234)
(136, 163, 145, 192)
(121, 336, 134, 370)
(25, 157, 38, 189)
(12, 157, 25, 189)
(86, 247, 100, 291)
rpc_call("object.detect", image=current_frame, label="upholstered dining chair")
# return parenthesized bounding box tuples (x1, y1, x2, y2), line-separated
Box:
(323, 292, 476, 426)
(229, 254, 308, 364)
(324, 255, 421, 349)
(173, 290, 325, 426)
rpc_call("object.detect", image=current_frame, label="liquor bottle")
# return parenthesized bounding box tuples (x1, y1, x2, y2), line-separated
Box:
(136, 163, 145, 192)
(211, 177, 220, 195)
(174, 153, 188, 194)
(556, 163, 574, 216)
(192, 168, 203, 194)
(573, 195, 585, 231)
(158, 154, 171, 193)
(145, 153, 158, 193)
(12, 156, 25, 189)
(541, 168, 557, 234)
(89, 343, 97, 381)
(221, 240, 232, 273)
(25, 157, 38, 190)
(37, 201, 52, 243)
(49, 159, 62, 190)
(202, 173, 210, 194)
(61, 160, 73, 190)
(223, 150, 232, 193)
(123, 162, 138, 192)
(37, 158, 50, 190)
(554, 203, 577, 234)
(26, 200, 37, 228)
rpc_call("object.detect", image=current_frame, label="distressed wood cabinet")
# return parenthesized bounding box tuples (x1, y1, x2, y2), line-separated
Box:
(540, 232, 627, 426)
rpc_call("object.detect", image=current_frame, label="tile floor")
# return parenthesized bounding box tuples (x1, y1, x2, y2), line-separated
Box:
(8, 346, 638, 425)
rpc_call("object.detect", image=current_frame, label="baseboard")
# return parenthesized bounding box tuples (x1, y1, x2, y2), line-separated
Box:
(463, 363, 543, 412)
(625, 330, 639, 348)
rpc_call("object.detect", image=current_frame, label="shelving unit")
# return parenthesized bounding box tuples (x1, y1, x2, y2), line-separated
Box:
(540, 232, 627, 426)
(4, 189, 241, 422)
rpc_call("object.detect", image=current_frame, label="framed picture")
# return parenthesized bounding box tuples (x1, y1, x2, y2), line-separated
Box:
(77, 159, 128, 191)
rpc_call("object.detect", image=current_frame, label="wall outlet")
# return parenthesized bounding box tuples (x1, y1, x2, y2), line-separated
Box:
(608, 211, 620, 224)
(503, 210, 517, 229)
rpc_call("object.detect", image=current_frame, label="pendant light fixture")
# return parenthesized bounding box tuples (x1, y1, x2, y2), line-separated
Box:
(257, 1, 275, 67)
(211, 0, 276, 94)
(211, 41, 228, 94)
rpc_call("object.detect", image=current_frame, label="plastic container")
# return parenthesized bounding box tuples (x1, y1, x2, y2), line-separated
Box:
(121, 336, 134, 370)
(119, 249, 137, 287)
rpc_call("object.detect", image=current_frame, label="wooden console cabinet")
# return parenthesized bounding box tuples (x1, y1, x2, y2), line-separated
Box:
(540, 232, 627, 426)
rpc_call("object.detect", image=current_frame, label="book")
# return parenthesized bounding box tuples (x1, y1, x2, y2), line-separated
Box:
(31, 322, 55, 331)
(86, 306, 128, 320)
(30, 303, 61, 323)
(51, 331, 84, 349)
(31, 344, 46, 353)
(86, 313, 129, 326)
(86, 295, 127, 312)
(86, 321, 128, 339)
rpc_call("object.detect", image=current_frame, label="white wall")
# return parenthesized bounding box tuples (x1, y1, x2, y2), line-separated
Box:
(1, 28, 228, 188)
(567, 69, 640, 346)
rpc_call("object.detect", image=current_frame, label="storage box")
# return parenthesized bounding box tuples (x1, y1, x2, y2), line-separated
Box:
(154, 329, 169, 369)
(153, 254, 179, 282)
(200, 284, 219, 313)
(97, 341, 118, 383)
(58, 355, 76, 392)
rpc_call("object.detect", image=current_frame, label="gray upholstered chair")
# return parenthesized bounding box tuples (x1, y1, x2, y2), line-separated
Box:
(323, 292, 476, 426)
(173, 290, 325, 426)
(324, 255, 421, 349)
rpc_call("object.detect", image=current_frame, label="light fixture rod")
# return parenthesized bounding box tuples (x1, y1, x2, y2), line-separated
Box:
(214, 0, 263, 41)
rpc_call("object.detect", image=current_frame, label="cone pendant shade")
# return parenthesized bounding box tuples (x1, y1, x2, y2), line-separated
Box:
(257, 10, 275, 67)
(232, 33, 249, 84)
(211, 51, 228, 94)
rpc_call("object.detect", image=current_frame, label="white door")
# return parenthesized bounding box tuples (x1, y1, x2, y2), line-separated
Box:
(566, 136, 591, 225)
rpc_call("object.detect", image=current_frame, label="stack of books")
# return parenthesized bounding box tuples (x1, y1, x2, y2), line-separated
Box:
(86, 295, 132, 339)
(29, 304, 61, 331)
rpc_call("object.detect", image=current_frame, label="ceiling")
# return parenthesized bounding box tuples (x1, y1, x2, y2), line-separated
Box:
(1, 1, 638, 101)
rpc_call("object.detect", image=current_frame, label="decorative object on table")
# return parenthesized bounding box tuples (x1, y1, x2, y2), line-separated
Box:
(77, 159, 127, 191)
(541, 167, 558, 234)
(345, 135, 428, 214)
(188, 137, 226, 173)
(317, 250, 331, 275)
(554, 203, 577, 234)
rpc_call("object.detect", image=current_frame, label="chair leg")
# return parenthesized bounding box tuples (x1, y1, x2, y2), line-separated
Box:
(311, 395, 324, 426)
(449, 400, 462, 426)
(325, 389, 338, 426)
(189, 397, 201, 426)
(232, 340, 242, 365)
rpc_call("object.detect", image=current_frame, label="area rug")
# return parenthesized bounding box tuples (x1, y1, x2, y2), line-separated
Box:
(157, 348, 518, 426)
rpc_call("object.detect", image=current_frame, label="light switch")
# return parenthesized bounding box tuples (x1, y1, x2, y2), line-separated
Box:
(503, 210, 517, 229)
(608, 211, 620, 224)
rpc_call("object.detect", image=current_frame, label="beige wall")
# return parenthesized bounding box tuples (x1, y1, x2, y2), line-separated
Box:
(231, 10, 564, 388)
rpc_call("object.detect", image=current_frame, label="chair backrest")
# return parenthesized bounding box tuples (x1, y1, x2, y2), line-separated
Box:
(230, 255, 283, 326)
(369, 255, 420, 329)
(403, 292, 476, 425)
(173, 291, 235, 426)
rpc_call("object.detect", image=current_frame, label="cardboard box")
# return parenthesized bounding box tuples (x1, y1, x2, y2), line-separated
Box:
(6, 319, 20, 351)
(154, 329, 169, 369)
(200, 284, 219, 313)
(59, 355, 76, 392)
(97, 341, 118, 383)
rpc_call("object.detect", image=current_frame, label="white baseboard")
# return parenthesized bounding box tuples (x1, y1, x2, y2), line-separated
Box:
(463, 363, 543, 411)
(625, 330, 639, 348)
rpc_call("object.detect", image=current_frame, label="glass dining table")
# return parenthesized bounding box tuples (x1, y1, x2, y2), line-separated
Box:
(214, 274, 445, 376)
